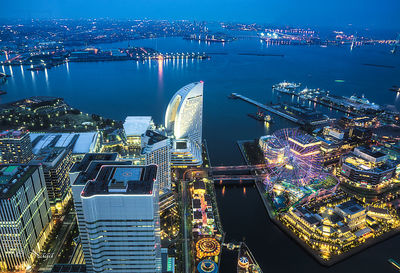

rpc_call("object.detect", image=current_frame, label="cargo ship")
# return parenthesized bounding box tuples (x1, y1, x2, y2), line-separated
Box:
(237, 242, 263, 273)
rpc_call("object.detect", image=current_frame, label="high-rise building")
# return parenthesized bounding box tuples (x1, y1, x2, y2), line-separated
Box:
(80, 164, 161, 273)
(165, 82, 204, 167)
(142, 130, 172, 191)
(69, 153, 131, 272)
(0, 129, 34, 164)
(32, 147, 73, 215)
(0, 165, 53, 271)
(165, 82, 203, 146)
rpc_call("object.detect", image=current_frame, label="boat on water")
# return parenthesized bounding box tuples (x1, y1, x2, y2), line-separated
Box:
(0, 90, 6, 95)
(389, 86, 400, 93)
(272, 81, 301, 95)
(343, 94, 380, 111)
(237, 242, 263, 273)
(298, 87, 328, 96)
(247, 110, 273, 123)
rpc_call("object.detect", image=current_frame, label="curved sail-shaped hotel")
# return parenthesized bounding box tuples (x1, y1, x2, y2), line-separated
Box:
(165, 82, 204, 167)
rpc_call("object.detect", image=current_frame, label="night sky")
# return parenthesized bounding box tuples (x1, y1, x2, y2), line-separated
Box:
(1, 0, 399, 29)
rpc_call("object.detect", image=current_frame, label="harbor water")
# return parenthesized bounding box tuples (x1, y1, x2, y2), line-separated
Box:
(1, 37, 400, 272)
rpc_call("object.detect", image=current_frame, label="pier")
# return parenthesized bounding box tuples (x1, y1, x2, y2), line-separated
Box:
(231, 93, 304, 124)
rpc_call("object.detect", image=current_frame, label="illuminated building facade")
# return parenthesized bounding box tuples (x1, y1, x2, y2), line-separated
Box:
(165, 82, 203, 167)
(123, 116, 154, 155)
(80, 165, 161, 273)
(259, 135, 286, 165)
(142, 130, 172, 191)
(69, 153, 131, 272)
(334, 200, 366, 230)
(170, 139, 202, 167)
(0, 130, 34, 164)
(165, 82, 203, 145)
(340, 147, 398, 188)
(32, 147, 73, 215)
(288, 133, 321, 158)
(0, 165, 52, 271)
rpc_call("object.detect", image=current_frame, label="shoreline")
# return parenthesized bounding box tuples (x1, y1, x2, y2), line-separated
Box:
(255, 180, 400, 266)
(238, 138, 400, 267)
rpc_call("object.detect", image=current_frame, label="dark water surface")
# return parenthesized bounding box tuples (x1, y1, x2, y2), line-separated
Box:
(1, 37, 400, 272)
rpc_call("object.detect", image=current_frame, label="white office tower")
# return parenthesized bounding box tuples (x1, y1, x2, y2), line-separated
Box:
(69, 153, 131, 272)
(80, 164, 161, 273)
(165, 82, 204, 167)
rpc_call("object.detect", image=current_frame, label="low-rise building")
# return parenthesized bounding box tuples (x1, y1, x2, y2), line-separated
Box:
(335, 200, 366, 230)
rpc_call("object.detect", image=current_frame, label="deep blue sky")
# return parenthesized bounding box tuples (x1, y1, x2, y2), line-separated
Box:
(1, 0, 399, 29)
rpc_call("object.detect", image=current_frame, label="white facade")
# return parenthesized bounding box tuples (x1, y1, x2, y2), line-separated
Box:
(165, 82, 203, 146)
(69, 153, 129, 272)
(144, 139, 172, 191)
(80, 165, 161, 273)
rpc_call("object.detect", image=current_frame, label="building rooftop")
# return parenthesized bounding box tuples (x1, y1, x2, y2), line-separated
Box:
(343, 148, 396, 173)
(144, 130, 168, 146)
(355, 147, 386, 160)
(31, 132, 99, 154)
(192, 199, 201, 209)
(74, 160, 131, 186)
(193, 211, 203, 220)
(123, 116, 152, 136)
(0, 165, 38, 199)
(0, 129, 29, 139)
(261, 135, 285, 150)
(193, 180, 206, 191)
(31, 146, 69, 168)
(336, 200, 365, 216)
(70, 153, 118, 173)
(81, 165, 157, 197)
(289, 133, 320, 147)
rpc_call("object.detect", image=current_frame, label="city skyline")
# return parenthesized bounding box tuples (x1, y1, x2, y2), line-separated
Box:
(1, 0, 400, 29)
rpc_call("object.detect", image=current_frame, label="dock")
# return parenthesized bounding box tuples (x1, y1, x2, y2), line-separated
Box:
(389, 259, 400, 271)
(231, 93, 304, 125)
(273, 88, 356, 116)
